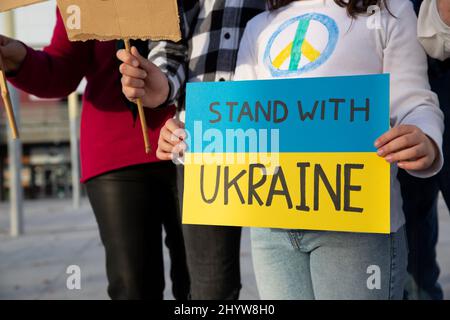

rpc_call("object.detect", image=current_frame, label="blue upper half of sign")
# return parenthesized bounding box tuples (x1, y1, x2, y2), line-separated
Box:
(185, 74, 390, 153)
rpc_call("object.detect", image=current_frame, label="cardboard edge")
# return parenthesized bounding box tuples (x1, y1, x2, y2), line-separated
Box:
(67, 33, 182, 42)
(57, 0, 182, 42)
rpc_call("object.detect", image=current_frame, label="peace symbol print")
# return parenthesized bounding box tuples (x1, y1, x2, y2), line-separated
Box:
(264, 13, 339, 77)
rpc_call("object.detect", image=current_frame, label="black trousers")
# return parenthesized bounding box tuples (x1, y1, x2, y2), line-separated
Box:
(177, 166, 242, 300)
(398, 170, 443, 300)
(399, 58, 450, 300)
(86, 162, 190, 300)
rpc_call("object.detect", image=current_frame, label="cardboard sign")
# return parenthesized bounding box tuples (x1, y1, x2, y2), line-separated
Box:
(0, 0, 47, 12)
(56, 0, 181, 42)
(182, 74, 391, 234)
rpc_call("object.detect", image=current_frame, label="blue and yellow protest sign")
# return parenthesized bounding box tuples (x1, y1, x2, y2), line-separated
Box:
(182, 74, 391, 234)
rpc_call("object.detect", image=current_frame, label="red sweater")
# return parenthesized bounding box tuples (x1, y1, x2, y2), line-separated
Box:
(9, 11, 175, 183)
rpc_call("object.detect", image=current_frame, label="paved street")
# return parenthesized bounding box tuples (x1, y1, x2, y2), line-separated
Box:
(0, 198, 259, 300)
(0, 196, 449, 300)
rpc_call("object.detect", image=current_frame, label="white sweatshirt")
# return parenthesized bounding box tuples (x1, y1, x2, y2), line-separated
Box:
(234, 0, 444, 232)
(418, 0, 450, 60)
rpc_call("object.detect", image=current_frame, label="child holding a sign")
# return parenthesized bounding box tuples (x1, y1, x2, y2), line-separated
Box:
(233, 0, 444, 300)
(154, 0, 444, 299)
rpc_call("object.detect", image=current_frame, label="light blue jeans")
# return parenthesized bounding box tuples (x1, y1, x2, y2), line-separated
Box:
(251, 227, 408, 300)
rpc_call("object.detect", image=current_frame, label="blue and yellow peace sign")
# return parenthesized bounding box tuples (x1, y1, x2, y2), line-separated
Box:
(264, 13, 339, 77)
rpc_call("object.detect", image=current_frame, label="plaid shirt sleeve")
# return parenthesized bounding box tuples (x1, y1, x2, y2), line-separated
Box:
(147, 1, 200, 105)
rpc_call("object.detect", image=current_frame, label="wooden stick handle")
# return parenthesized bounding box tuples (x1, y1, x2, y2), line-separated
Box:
(124, 39, 151, 154)
(0, 53, 19, 139)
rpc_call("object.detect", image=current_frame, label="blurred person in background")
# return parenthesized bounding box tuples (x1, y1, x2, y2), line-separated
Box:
(398, 0, 450, 300)
(0, 7, 190, 300)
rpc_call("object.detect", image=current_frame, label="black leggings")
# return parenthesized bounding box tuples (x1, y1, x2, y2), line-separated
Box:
(85, 161, 190, 300)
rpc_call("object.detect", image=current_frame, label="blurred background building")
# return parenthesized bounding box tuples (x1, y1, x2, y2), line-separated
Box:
(0, 0, 84, 203)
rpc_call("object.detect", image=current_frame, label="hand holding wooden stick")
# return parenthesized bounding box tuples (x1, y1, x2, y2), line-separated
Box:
(124, 39, 151, 154)
(0, 52, 19, 139)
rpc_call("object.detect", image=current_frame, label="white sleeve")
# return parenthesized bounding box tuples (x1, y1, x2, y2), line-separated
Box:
(384, 0, 444, 178)
(418, 0, 450, 60)
(234, 21, 258, 81)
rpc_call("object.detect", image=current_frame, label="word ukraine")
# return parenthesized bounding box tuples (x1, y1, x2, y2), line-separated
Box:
(183, 75, 391, 234)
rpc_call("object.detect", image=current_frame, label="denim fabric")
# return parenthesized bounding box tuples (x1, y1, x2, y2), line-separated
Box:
(251, 227, 408, 300)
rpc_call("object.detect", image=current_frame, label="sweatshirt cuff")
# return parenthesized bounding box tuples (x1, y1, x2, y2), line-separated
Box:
(153, 78, 173, 110)
(7, 44, 35, 86)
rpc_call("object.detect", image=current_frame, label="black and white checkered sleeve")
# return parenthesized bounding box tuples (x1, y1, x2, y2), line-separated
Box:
(147, 0, 200, 105)
(148, 39, 188, 105)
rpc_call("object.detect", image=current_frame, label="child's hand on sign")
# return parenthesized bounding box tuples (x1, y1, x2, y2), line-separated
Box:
(0, 35, 27, 74)
(157, 118, 187, 161)
(117, 46, 170, 109)
(375, 124, 439, 171)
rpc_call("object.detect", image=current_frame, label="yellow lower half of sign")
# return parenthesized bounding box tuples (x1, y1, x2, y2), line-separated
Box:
(182, 153, 390, 234)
